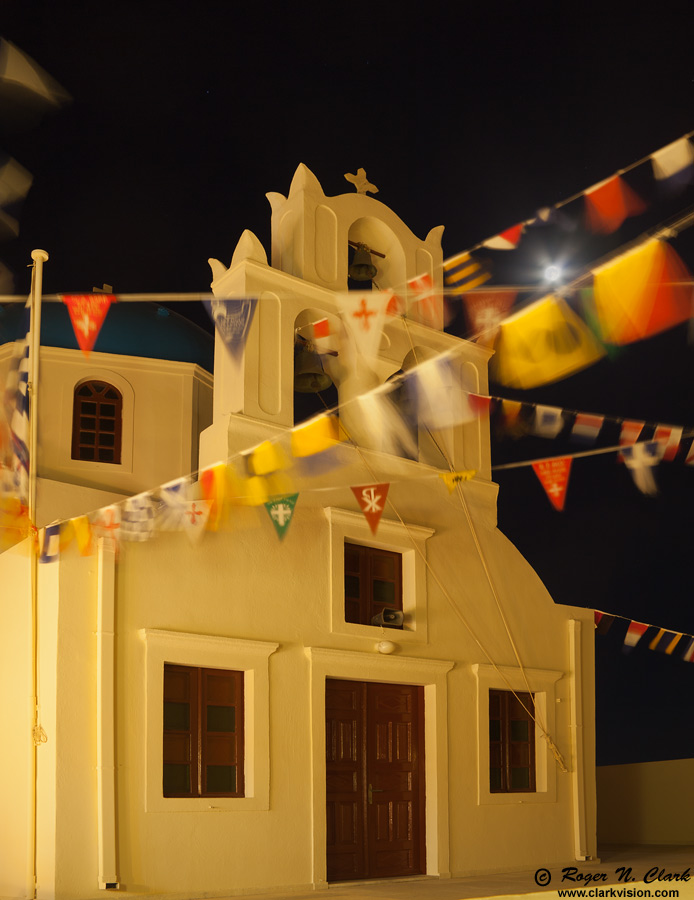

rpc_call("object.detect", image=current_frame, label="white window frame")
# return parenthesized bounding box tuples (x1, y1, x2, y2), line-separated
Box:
(140, 629, 277, 811)
(324, 507, 433, 643)
(472, 663, 564, 805)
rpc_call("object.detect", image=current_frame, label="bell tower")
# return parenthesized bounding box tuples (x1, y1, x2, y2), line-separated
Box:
(198, 164, 492, 479)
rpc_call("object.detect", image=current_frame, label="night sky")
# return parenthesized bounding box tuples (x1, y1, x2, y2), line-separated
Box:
(3, 2, 694, 765)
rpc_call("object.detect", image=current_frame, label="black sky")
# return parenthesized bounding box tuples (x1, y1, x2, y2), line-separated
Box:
(3, 1, 694, 764)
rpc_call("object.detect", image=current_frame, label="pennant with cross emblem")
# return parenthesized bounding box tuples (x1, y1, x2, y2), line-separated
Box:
(264, 493, 298, 540)
(62, 294, 116, 356)
(181, 498, 211, 544)
(351, 483, 389, 535)
(532, 457, 572, 511)
(89, 504, 121, 552)
(336, 291, 391, 362)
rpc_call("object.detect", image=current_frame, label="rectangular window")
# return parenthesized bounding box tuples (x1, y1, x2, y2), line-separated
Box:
(344, 542, 403, 628)
(489, 689, 535, 793)
(163, 664, 244, 798)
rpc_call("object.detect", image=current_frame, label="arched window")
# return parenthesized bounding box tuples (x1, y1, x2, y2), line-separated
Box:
(71, 380, 123, 463)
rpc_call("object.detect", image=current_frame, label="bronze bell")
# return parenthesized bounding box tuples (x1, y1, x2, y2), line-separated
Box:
(348, 244, 377, 281)
(294, 342, 333, 393)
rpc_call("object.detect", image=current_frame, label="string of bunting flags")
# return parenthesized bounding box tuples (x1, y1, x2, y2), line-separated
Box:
(491, 394, 694, 508)
(594, 610, 694, 664)
(26, 379, 694, 561)
(443, 130, 694, 267)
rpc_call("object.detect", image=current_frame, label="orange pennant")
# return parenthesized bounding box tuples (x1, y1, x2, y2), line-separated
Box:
(532, 457, 572, 511)
(351, 483, 389, 535)
(62, 294, 115, 356)
(585, 176, 645, 234)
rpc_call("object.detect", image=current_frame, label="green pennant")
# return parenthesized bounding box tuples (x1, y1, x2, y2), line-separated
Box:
(264, 494, 299, 540)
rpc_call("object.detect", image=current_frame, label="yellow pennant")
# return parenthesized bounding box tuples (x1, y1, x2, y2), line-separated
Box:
(71, 515, 93, 555)
(439, 470, 476, 493)
(247, 440, 287, 476)
(290, 414, 342, 457)
(491, 295, 605, 388)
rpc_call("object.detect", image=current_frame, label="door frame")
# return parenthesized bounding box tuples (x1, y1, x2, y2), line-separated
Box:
(305, 647, 454, 887)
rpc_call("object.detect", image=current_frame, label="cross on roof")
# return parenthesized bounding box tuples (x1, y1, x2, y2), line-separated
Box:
(344, 168, 378, 195)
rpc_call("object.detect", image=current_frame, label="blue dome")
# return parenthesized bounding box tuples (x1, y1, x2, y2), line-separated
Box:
(0, 301, 214, 372)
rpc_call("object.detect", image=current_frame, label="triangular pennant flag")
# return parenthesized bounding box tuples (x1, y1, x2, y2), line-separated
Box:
(501, 399, 522, 422)
(199, 463, 229, 531)
(469, 393, 491, 416)
(181, 499, 211, 544)
(264, 493, 299, 540)
(621, 440, 665, 495)
(651, 137, 694, 185)
(290, 413, 342, 458)
(3, 297, 31, 510)
(89, 505, 121, 552)
(156, 476, 190, 530)
(246, 440, 287, 476)
(533, 405, 565, 438)
(526, 206, 576, 231)
(584, 175, 646, 233)
(532, 457, 572, 511)
(442, 250, 491, 293)
(351, 384, 418, 458)
(623, 621, 649, 653)
(648, 628, 683, 655)
(120, 492, 156, 542)
(204, 297, 258, 360)
(71, 514, 92, 555)
(62, 294, 115, 356)
(482, 222, 524, 250)
(681, 637, 694, 663)
(385, 290, 405, 317)
(571, 413, 604, 445)
(336, 290, 391, 363)
(618, 419, 645, 462)
(595, 612, 616, 635)
(407, 354, 477, 430)
(619, 420, 644, 447)
(39, 522, 61, 563)
(461, 290, 516, 340)
(351, 483, 389, 535)
(311, 316, 338, 354)
(439, 470, 476, 493)
(653, 425, 683, 462)
(406, 273, 443, 329)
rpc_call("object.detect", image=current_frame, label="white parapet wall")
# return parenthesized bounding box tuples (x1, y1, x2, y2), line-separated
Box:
(597, 759, 694, 844)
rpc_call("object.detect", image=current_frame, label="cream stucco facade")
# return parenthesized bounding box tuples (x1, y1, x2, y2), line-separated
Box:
(0, 166, 597, 900)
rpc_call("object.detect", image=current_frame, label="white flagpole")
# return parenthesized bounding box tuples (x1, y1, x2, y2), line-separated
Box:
(28, 249, 48, 900)
(28, 249, 48, 524)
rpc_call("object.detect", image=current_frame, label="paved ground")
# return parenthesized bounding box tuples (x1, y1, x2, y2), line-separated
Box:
(203, 845, 694, 900)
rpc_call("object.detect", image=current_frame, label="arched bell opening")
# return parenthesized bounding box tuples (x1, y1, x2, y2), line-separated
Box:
(346, 217, 406, 293)
(292, 308, 339, 426)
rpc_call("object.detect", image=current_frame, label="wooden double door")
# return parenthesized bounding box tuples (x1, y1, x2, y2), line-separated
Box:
(325, 679, 425, 881)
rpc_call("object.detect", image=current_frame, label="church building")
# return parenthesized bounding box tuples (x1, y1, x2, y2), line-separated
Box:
(0, 165, 597, 900)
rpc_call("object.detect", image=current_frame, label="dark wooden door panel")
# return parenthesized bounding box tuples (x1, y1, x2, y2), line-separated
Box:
(326, 679, 425, 882)
(326, 680, 366, 881)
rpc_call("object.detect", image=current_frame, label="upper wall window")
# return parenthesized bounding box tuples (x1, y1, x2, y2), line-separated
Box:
(344, 542, 403, 628)
(71, 380, 122, 463)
